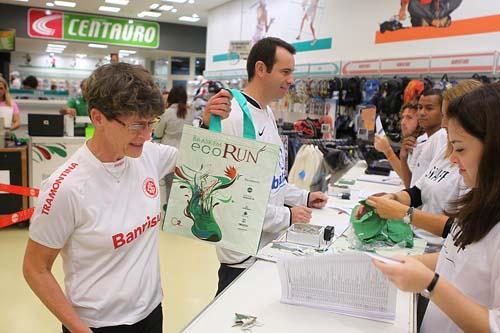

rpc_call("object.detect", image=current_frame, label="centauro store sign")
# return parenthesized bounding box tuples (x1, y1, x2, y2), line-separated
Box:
(28, 8, 160, 48)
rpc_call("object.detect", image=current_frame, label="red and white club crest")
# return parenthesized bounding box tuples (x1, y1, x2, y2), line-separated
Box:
(143, 178, 158, 198)
(11, 213, 19, 223)
(28, 9, 63, 39)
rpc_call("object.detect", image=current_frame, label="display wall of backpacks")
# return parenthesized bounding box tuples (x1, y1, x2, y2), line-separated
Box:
(362, 78, 380, 105)
(340, 77, 362, 107)
(294, 118, 322, 139)
(377, 78, 404, 115)
(403, 79, 424, 104)
(376, 78, 410, 143)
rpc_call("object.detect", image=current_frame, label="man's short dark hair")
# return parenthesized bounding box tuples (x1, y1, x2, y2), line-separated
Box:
(246, 37, 296, 81)
(22, 75, 38, 89)
(420, 88, 443, 105)
(84, 62, 164, 120)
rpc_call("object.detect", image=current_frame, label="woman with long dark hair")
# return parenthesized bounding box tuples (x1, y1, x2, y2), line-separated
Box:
(154, 85, 193, 148)
(373, 83, 500, 332)
(154, 85, 193, 203)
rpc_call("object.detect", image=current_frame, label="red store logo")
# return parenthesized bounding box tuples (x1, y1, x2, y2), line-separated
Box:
(28, 9, 63, 39)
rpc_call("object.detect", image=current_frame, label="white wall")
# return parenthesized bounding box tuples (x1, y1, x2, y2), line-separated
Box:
(207, 0, 500, 71)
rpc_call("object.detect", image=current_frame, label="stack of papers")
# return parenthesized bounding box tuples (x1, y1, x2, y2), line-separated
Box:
(277, 252, 398, 323)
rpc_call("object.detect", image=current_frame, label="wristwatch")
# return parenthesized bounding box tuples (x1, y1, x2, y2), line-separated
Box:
(420, 273, 440, 299)
(403, 207, 414, 225)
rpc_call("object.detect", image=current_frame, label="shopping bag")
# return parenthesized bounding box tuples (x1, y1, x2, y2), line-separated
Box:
(163, 89, 280, 255)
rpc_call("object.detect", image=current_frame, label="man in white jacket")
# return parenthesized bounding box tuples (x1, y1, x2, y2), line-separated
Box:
(211, 37, 328, 295)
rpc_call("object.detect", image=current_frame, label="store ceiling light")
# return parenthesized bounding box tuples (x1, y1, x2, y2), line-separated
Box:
(54, 1, 76, 7)
(188, 0, 194, 3)
(159, 5, 173, 11)
(137, 11, 162, 18)
(105, 0, 129, 5)
(15, 0, 29, 2)
(46, 49, 63, 53)
(162, 0, 187, 3)
(47, 43, 66, 49)
(150, 3, 159, 9)
(88, 43, 108, 48)
(46, 2, 55, 7)
(192, 13, 199, 18)
(171, 8, 177, 13)
(98, 5, 121, 13)
(119, 49, 136, 54)
(178, 16, 199, 22)
(76, 54, 87, 58)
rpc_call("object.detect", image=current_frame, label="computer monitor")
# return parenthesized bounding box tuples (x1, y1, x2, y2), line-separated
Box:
(28, 114, 64, 137)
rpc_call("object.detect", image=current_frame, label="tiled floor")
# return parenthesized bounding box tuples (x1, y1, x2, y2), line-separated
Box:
(0, 227, 219, 332)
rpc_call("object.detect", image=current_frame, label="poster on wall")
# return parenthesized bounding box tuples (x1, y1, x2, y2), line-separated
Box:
(0, 29, 15, 51)
(163, 125, 279, 255)
(214, 0, 333, 64)
(375, 0, 500, 43)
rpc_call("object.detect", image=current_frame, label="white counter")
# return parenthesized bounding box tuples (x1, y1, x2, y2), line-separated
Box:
(182, 162, 417, 333)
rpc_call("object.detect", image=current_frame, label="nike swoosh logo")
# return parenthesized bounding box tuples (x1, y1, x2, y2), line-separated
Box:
(258, 128, 265, 136)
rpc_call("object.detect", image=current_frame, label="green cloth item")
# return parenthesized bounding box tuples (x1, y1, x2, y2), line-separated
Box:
(350, 200, 414, 248)
(67, 96, 88, 129)
(67, 96, 88, 117)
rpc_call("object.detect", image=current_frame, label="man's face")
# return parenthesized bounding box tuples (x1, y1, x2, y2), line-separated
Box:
(101, 114, 157, 159)
(262, 47, 295, 100)
(400, 108, 419, 137)
(418, 94, 442, 131)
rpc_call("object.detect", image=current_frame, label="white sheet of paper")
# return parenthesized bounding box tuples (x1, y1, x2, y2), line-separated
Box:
(278, 252, 398, 322)
(357, 174, 402, 186)
(364, 251, 403, 265)
(375, 115, 385, 136)
(0, 170, 10, 194)
(0, 106, 13, 128)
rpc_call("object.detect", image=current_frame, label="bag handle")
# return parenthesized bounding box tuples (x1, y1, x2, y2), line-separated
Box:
(209, 89, 256, 140)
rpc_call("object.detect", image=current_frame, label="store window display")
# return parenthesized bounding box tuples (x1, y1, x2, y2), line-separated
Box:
(0, 77, 20, 130)
(22, 62, 227, 333)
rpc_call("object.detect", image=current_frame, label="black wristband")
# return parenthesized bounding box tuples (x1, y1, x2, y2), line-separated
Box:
(306, 192, 311, 208)
(403, 186, 422, 207)
(426, 272, 440, 294)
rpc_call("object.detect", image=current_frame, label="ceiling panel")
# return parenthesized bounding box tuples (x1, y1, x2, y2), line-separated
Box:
(0, 0, 231, 26)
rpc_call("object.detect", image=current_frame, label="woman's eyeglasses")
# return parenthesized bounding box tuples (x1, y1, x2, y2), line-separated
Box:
(113, 117, 160, 133)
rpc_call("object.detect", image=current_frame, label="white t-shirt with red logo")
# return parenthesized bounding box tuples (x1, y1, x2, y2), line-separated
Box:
(29, 141, 177, 327)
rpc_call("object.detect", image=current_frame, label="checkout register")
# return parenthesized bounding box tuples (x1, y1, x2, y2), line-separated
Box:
(27, 113, 93, 138)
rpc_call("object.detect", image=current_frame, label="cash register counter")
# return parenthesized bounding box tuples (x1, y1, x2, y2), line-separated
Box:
(15, 99, 67, 126)
(182, 161, 417, 333)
